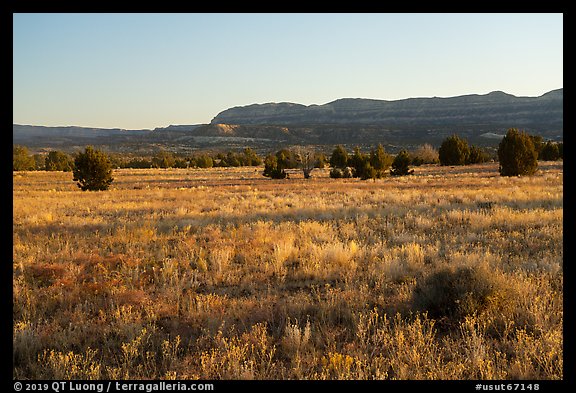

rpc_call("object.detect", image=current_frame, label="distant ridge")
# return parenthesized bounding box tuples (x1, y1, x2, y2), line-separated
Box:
(13, 89, 562, 152)
(211, 89, 563, 128)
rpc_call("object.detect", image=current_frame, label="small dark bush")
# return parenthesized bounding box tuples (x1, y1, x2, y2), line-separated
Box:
(330, 145, 349, 169)
(369, 144, 393, 178)
(390, 150, 414, 176)
(13, 145, 36, 171)
(329, 167, 352, 178)
(411, 265, 510, 329)
(263, 154, 287, 179)
(329, 167, 343, 178)
(539, 141, 560, 161)
(529, 135, 544, 159)
(467, 145, 490, 164)
(497, 128, 538, 176)
(194, 154, 214, 168)
(45, 150, 74, 171)
(151, 151, 176, 168)
(348, 146, 384, 180)
(72, 146, 114, 191)
(439, 135, 470, 166)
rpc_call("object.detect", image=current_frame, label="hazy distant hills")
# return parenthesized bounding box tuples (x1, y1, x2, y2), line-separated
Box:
(13, 89, 563, 153)
(211, 89, 563, 128)
(12, 124, 203, 152)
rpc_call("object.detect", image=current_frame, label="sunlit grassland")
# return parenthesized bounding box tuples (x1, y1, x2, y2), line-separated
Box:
(13, 162, 563, 379)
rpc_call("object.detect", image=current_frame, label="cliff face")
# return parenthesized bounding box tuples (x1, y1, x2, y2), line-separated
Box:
(211, 89, 563, 129)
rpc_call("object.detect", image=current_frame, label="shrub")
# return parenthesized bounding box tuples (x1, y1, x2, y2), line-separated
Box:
(275, 148, 298, 169)
(314, 153, 328, 169)
(369, 144, 393, 178)
(13, 145, 36, 171)
(412, 264, 511, 329)
(194, 154, 214, 168)
(263, 148, 301, 178)
(215, 149, 263, 167)
(72, 146, 114, 191)
(411, 143, 439, 166)
(539, 141, 560, 161)
(348, 146, 387, 180)
(357, 160, 376, 180)
(329, 168, 343, 178)
(329, 145, 349, 169)
(438, 135, 470, 166)
(329, 167, 352, 179)
(33, 154, 45, 170)
(497, 129, 538, 176)
(528, 135, 544, 159)
(152, 151, 176, 168)
(123, 157, 152, 168)
(348, 148, 374, 180)
(45, 150, 74, 171)
(241, 148, 263, 166)
(329, 145, 352, 179)
(467, 145, 490, 164)
(263, 154, 287, 179)
(224, 151, 242, 167)
(173, 158, 189, 168)
(390, 150, 414, 176)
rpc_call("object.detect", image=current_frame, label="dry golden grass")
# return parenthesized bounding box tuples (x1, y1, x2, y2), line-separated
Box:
(13, 162, 563, 379)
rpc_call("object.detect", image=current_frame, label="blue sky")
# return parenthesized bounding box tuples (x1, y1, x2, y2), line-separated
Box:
(13, 13, 563, 129)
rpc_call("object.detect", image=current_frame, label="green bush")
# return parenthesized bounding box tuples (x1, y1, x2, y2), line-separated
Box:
(528, 135, 544, 159)
(123, 157, 152, 168)
(347, 146, 391, 180)
(194, 154, 214, 168)
(263, 154, 287, 179)
(369, 144, 393, 178)
(329, 145, 349, 169)
(72, 146, 114, 191)
(356, 160, 376, 180)
(45, 151, 74, 171)
(497, 129, 538, 176)
(466, 145, 490, 164)
(273, 149, 298, 170)
(347, 148, 371, 180)
(438, 135, 470, 166)
(13, 145, 36, 171)
(152, 151, 176, 168)
(242, 148, 263, 166)
(329, 145, 351, 178)
(173, 158, 189, 168)
(539, 141, 560, 161)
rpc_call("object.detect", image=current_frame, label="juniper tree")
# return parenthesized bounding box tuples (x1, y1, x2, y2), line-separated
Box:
(439, 135, 470, 166)
(72, 146, 114, 191)
(497, 129, 538, 176)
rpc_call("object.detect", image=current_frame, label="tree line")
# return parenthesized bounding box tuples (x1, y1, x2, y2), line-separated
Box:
(12, 147, 263, 171)
(13, 128, 563, 191)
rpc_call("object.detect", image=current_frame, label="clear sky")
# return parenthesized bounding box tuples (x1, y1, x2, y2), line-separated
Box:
(13, 13, 563, 130)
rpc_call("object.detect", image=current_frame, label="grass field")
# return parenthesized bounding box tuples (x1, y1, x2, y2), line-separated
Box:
(13, 161, 563, 380)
